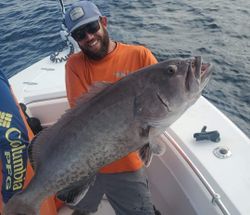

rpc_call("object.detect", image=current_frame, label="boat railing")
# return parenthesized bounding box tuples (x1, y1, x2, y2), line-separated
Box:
(163, 131, 231, 215)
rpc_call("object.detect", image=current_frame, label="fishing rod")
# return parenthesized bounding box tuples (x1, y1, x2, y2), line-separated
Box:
(50, 0, 77, 63)
(57, 0, 65, 16)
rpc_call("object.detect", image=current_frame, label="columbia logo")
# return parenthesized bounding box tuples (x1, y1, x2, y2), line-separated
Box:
(0, 111, 12, 128)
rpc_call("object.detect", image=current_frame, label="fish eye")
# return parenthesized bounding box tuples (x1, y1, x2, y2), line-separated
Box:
(166, 65, 177, 75)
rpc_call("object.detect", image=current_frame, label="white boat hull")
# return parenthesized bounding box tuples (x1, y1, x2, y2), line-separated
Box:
(9, 52, 250, 215)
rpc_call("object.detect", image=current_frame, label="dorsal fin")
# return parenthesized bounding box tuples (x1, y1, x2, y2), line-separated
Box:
(28, 82, 112, 170)
(28, 134, 39, 171)
(76, 82, 112, 106)
(28, 127, 57, 171)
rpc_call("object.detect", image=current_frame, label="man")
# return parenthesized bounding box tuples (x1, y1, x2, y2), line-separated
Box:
(0, 69, 57, 214)
(64, 1, 158, 214)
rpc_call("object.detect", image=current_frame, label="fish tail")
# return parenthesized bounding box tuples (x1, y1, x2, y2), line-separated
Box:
(3, 193, 38, 215)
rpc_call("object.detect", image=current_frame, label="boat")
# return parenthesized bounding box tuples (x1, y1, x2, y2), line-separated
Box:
(8, 1, 250, 215)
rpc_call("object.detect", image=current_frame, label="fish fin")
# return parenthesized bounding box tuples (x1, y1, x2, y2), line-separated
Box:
(27, 82, 113, 170)
(148, 128, 166, 156)
(28, 126, 56, 172)
(56, 175, 96, 206)
(28, 129, 52, 171)
(138, 143, 153, 167)
(76, 82, 112, 106)
(3, 192, 39, 215)
(28, 133, 41, 171)
(139, 128, 166, 167)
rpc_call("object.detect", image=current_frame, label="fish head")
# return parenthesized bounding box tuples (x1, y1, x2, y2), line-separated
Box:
(135, 56, 213, 127)
(154, 56, 213, 110)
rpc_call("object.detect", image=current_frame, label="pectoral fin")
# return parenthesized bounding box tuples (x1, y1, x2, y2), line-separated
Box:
(138, 143, 153, 167)
(139, 128, 166, 167)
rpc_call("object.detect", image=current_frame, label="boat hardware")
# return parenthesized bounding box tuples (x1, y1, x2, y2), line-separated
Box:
(193, 126, 220, 142)
(213, 146, 232, 159)
(23, 81, 38, 85)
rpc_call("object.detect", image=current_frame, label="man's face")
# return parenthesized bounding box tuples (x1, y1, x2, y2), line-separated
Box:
(73, 18, 110, 60)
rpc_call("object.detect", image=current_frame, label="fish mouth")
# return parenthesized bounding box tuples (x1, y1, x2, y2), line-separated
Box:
(194, 56, 211, 80)
(186, 56, 212, 91)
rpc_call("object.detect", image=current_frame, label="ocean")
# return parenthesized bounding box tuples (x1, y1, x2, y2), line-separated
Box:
(0, 0, 249, 137)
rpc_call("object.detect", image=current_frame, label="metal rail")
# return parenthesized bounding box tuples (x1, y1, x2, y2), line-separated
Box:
(163, 131, 231, 215)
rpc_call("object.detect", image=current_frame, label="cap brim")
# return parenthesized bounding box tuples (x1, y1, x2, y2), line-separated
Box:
(70, 16, 100, 32)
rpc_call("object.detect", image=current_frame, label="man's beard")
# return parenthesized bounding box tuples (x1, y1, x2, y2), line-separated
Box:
(79, 28, 110, 61)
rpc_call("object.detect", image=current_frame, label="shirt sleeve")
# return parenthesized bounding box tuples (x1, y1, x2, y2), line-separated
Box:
(145, 48, 158, 66)
(0, 71, 29, 203)
(65, 62, 88, 108)
(141, 47, 158, 67)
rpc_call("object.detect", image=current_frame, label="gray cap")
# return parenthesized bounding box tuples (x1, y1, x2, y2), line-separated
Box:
(65, 1, 102, 33)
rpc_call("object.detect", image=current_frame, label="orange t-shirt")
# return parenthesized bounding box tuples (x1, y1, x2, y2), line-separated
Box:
(65, 42, 158, 173)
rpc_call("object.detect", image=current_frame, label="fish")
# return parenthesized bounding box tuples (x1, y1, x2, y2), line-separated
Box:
(3, 56, 213, 215)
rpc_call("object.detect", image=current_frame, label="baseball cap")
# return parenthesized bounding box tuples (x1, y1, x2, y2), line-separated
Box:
(65, 1, 102, 33)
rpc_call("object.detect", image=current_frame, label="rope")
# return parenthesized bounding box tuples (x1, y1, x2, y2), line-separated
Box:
(50, 40, 74, 63)
(50, 0, 76, 63)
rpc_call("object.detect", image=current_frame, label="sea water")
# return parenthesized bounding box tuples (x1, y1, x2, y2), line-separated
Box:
(0, 0, 249, 136)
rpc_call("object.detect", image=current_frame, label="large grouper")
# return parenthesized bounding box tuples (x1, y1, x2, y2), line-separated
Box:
(4, 56, 212, 215)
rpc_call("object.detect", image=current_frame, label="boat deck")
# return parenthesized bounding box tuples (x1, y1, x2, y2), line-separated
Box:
(58, 198, 115, 215)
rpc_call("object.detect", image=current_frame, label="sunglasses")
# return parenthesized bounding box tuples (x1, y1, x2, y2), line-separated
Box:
(71, 20, 100, 41)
